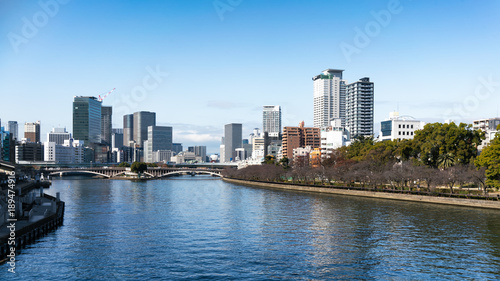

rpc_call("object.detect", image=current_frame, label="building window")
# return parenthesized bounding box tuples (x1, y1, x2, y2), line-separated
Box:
(399, 132, 401, 135)
(399, 124, 401, 128)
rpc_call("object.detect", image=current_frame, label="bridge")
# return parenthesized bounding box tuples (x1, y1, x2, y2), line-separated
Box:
(41, 167, 224, 179)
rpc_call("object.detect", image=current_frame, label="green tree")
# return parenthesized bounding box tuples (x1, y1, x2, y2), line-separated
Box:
(437, 153, 455, 169)
(342, 135, 374, 162)
(412, 122, 484, 168)
(263, 155, 275, 165)
(118, 162, 130, 167)
(475, 133, 500, 189)
(279, 157, 290, 169)
(131, 162, 148, 174)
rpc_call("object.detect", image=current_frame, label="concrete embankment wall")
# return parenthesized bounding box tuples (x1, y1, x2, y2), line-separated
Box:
(223, 178, 500, 210)
(0, 194, 65, 262)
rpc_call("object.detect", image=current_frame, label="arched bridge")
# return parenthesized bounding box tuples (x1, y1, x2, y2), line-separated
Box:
(41, 167, 223, 179)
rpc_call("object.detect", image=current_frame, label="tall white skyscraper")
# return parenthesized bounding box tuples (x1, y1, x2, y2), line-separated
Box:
(312, 69, 346, 128)
(346, 77, 374, 138)
(262, 105, 281, 138)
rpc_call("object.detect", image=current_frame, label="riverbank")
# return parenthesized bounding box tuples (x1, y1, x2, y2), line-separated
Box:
(223, 178, 500, 210)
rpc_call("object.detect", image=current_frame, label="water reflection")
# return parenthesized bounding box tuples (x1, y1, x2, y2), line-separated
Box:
(1, 176, 499, 280)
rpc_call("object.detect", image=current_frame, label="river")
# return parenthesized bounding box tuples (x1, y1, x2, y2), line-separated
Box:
(2, 176, 500, 280)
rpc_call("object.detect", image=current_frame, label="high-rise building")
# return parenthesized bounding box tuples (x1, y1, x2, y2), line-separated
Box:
(144, 125, 172, 162)
(47, 128, 71, 145)
(346, 77, 374, 138)
(8, 121, 18, 141)
(123, 114, 134, 147)
(282, 121, 320, 160)
(313, 69, 346, 129)
(0, 127, 15, 162)
(133, 111, 156, 148)
(223, 123, 242, 162)
(101, 106, 112, 146)
(188, 146, 207, 162)
(73, 96, 102, 146)
(172, 143, 183, 154)
(263, 105, 281, 138)
(112, 129, 124, 150)
(24, 121, 41, 143)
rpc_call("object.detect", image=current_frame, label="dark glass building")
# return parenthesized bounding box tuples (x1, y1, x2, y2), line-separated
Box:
(133, 111, 156, 148)
(223, 123, 242, 162)
(101, 106, 112, 146)
(123, 114, 134, 147)
(73, 96, 102, 146)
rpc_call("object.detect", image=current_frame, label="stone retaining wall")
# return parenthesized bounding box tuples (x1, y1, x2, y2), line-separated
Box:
(223, 178, 500, 210)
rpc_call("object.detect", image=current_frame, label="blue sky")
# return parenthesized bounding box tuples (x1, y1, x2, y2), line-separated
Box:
(1, 0, 500, 153)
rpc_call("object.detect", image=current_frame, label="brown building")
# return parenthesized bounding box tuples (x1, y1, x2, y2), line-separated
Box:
(24, 121, 41, 143)
(282, 121, 320, 160)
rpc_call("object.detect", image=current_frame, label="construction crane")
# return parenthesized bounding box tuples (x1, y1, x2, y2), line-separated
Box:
(98, 88, 116, 102)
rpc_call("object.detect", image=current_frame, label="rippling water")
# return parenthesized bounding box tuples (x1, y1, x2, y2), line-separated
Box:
(2, 176, 500, 280)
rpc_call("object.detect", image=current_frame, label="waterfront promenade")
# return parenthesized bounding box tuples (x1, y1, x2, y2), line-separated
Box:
(224, 178, 500, 210)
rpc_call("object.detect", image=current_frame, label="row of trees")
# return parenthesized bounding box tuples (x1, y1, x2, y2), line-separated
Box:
(225, 122, 500, 193)
(224, 160, 487, 194)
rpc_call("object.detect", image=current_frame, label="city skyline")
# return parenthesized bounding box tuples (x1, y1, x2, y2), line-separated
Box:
(1, 1, 500, 153)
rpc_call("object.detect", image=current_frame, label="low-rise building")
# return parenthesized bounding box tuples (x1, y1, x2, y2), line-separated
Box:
(321, 118, 350, 156)
(153, 150, 173, 163)
(292, 146, 313, 166)
(170, 151, 202, 164)
(380, 112, 425, 141)
(16, 141, 44, 164)
(43, 139, 84, 164)
(473, 118, 500, 149)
